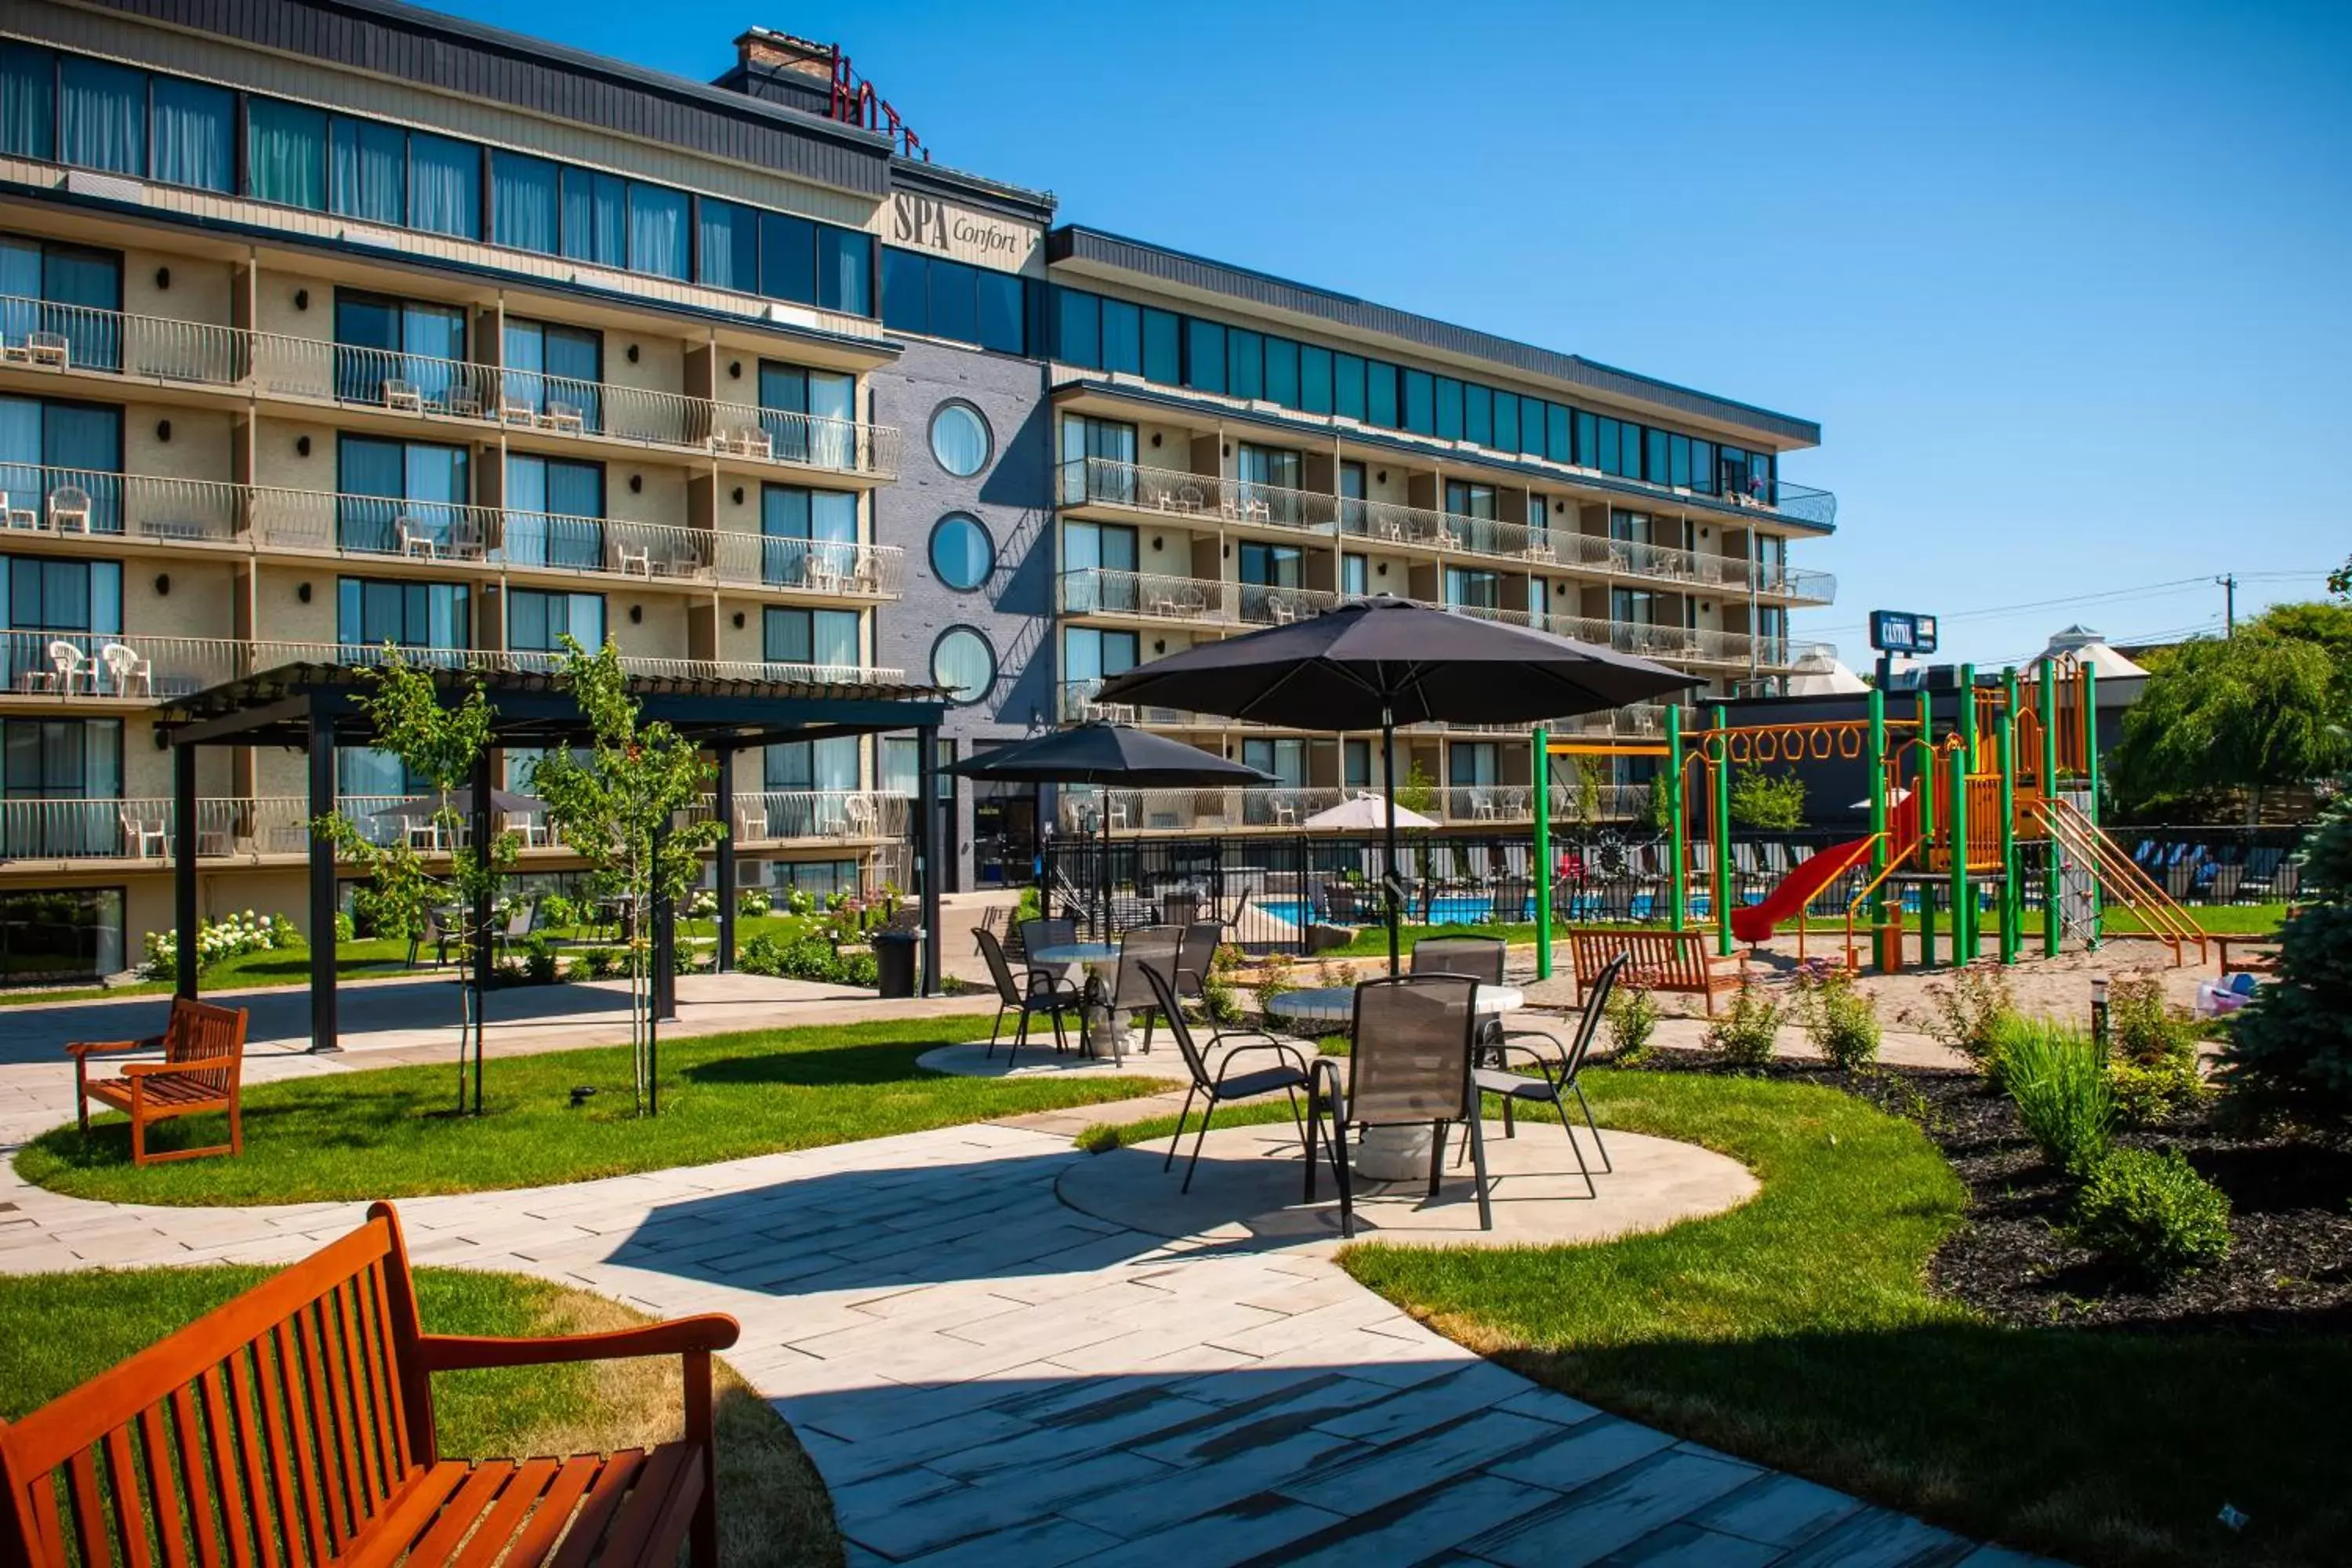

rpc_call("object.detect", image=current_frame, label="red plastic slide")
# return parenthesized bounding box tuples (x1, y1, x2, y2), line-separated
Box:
(1730, 836, 1879, 946)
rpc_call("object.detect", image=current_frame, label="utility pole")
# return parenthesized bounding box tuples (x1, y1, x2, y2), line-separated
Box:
(2217, 573, 2237, 636)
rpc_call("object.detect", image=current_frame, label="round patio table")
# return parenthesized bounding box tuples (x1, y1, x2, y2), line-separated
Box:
(1031, 943, 1117, 967)
(1265, 983, 1525, 1029)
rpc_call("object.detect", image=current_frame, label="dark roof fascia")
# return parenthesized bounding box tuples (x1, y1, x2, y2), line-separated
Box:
(0, 176, 903, 361)
(1049, 376, 1837, 536)
(1047, 226, 1820, 449)
(73, 0, 896, 197)
(888, 158, 1056, 225)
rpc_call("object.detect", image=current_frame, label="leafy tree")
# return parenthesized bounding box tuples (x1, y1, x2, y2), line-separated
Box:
(314, 648, 518, 1112)
(2330, 553, 2350, 598)
(2220, 796, 2352, 1121)
(2111, 630, 2349, 823)
(1730, 768, 1807, 830)
(529, 637, 724, 1116)
(1392, 758, 1437, 816)
(2249, 600, 2352, 665)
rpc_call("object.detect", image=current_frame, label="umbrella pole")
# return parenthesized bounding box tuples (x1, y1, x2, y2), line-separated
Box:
(1383, 711, 1400, 978)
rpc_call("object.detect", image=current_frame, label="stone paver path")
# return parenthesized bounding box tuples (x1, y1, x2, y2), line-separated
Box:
(0, 1103, 2046, 1566)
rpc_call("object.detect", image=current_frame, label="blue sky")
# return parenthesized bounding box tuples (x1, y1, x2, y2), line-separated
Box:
(440, 0, 2350, 669)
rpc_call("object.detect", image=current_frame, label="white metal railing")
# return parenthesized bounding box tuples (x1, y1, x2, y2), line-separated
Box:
(0, 465, 243, 543)
(710, 790, 909, 843)
(0, 796, 307, 860)
(1, 295, 902, 479)
(1047, 782, 1652, 833)
(1056, 677, 1219, 729)
(0, 631, 247, 700)
(245, 641, 902, 688)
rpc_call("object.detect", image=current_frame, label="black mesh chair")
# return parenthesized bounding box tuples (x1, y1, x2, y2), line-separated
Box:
(1099, 924, 1181, 1063)
(1410, 935, 1507, 984)
(974, 927, 1080, 1067)
(1470, 951, 1624, 1198)
(1018, 917, 1076, 964)
(1173, 920, 1226, 1010)
(1139, 962, 1314, 1193)
(1313, 974, 1491, 1238)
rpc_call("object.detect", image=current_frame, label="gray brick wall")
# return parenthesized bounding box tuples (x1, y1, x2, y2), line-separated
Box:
(869, 337, 1054, 889)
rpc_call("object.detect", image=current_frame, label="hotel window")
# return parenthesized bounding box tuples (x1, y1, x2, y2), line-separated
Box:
(1523, 397, 1549, 458)
(764, 605, 862, 671)
(1341, 553, 1368, 597)
(1338, 460, 1367, 535)
(1060, 519, 1138, 612)
(760, 485, 859, 588)
(1182, 318, 1225, 394)
(1646, 428, 1672, 488)
(1, 554, 121, 691)
(1448, 742, 1499, 788)
(1141, 307, 1181, 383)
(337, 577, 470, 651)
(1098, 297, 1142, 375)
(1367, 360, 1399, 427)
(58, 58, 144, 178)
(760, 363, 858, 469)
(507, 589, 604, 654)
(818, 227, 872, 315)
(1058, 416, 1136, 505)
(0, 886, 124, 984)
(1227, 329, 1264, 401)
(1400, 369, 1435, 435)
(1490, 390, 1515, 452)
(329, 117, 407, 225)
(334, 291, 466, 408)
(245, 99, 328, 209)
(765, 735, 860, 793)
(1, 45, 58, 162)
(1443, 566, 1500, 610)
(491, 152, 559, 252)
(1055, 287, 1098, 368)
(503, 455, 604, 568)
(968, 267, 1021, 354)
(1, 718, 122, 860)
(1334, 353, 1367, 421)
(0, 394, 122, 530)
(1062, 626, 1138, 692)
(560, 167, 628, 267)
(1443, 481, 1497, 520)
(1262, 337, 1300, 407)
(1611, 587, 1668, 627)
(1463, 383, 1494, 446)
(1236, 443, 1303, 525)
(917, 256, 977, 344)
(881, 735, 919, 796)
(628, 184, 687, 280)
(336, 436, 469, 554)
(502, 318, 601, 428)
(1344, 739, 1372, 789)
(1242, 738, 1305, 790)
(0, 235, 122, 372)
(696, 197, 760, 293)
(1753, 532, 1788, 587)
(1237, 542, 1301, 590)
(1434, 376, 1464, 441)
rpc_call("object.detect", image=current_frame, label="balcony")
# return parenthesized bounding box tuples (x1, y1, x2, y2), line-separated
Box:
(1051, 782, 1650, 836)
(245, 642, 904, 688)
(700, 790, 910, 845)
(0, 296, 900, 480)
(1056, 458, 1835, 604)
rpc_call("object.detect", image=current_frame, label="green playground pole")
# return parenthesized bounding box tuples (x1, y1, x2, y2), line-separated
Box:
(1534, 727, 1552, 982)
(1998, 712, 2019, 964)
(1949, 742, 1970, 966)
(2040, 655, 2060, 956)
(1711, 704, 1733, 958)
(1867, 687, 1889, 972)
(1957, 663, 1979, 960)
(1666, 706, 1686, 933)
(1916, 690, 1937, 969)
(2083, 662, 2103, 944)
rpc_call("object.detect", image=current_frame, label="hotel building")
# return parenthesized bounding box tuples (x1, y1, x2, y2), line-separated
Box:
(0, 0, 1835, 981)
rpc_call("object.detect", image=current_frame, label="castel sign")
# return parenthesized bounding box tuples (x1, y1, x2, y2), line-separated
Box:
(889, 192, 1039, 273)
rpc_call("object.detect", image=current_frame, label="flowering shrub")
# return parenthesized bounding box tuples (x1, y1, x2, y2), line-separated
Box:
(140, 910, 302, 978)
(687, 889, 720, 919)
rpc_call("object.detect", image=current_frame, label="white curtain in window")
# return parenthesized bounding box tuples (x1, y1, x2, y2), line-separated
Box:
(627, 186, 686, 279)
(408, 133, 479, 239)
(151, 78, 231, 191)
(59, 59, 143, 176)
(492, 151, 558, 253)
(245, 100, 325, 209)
(0, 45, 55, 162)
(331, 118, 405, 225)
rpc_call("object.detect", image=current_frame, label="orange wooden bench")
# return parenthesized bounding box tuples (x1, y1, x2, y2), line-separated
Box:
(0, 1202, 742, 1568)
(1564, 928, 1746, 1013)
(68, 996, 249, 1166)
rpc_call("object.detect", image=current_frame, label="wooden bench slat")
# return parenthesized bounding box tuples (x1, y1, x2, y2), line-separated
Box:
(454, 1457, 561, 1568)
(497, 1454, 602, 1568)
(135, 1406, 186, 1568)
(547, 1450, 654, 1568)
(292, 1305, 351, 1553)
(404, 1460, 516, 1563)
(103, 1425, 151, 1568)
(330, 1278, 390, 1517)
(165, 1388, 219, 1568)
(336, 1464, 474, 1568)
(223, 1353, 285, 1568)
(264, 1324, 329, 1568)
(194, 1370, 249, 1568)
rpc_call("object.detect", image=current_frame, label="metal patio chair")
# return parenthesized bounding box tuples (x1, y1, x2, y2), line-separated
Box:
(1470, 951, 1624, 1200)
(1314, 974, 1492, 1237)
(1097, 924, 1181, 1062)
(974, 927, 1080, 1067)
(1173, 920, 1226, 1013)
(1140, 962, 1313, 1193)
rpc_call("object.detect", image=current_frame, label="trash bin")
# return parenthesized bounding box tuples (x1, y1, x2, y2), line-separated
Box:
(873, 930, 920, 999)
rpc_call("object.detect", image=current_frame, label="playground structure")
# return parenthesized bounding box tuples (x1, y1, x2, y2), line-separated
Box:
(1531, 655, 2210, 979)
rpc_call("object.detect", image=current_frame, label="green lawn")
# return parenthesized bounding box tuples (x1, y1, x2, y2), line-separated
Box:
(0, 1267, 838, 1568)
(1083, 1070, 2346, 1566)
(19, 1012, 1163, 1206)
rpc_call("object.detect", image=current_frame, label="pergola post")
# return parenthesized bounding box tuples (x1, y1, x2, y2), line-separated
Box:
(468, 749, 492, 1109)
(652, 817, 678, 1022)
(916, 722, 941, 996)
(172, 739, 198, 1000)
(307, 707, 339, 1053)
(714, 746, 737, 972)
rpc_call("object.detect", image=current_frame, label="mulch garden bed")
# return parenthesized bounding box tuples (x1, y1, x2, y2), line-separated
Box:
(1636, 1050, 2352, 1333)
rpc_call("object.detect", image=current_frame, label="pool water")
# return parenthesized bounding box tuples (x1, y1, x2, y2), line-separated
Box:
(1258, 895, 1495, 928)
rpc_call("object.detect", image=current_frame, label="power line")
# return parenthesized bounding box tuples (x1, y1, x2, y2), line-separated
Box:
(1806, 566, 2333, 639)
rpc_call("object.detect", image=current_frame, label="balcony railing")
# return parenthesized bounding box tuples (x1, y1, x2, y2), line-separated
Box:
(1, 631, 246, 700)
(1057, 457, 1835, 604)
(0, 465, 245, 543)
(0, 296, 900, 479)
(0, 796, 308, 861)
(699, 790, 909, 844)
(247, 641, 902, 688)
(1051, 782, 1651, 836)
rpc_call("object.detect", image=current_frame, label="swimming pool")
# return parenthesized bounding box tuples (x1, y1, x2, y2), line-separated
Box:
(1256, 895, 1496, 929)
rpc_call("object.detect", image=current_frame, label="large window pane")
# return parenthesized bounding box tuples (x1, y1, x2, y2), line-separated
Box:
(1054, 287, 1099, 368)
(975, 270, 1024, 354)
(929, 259, 978, 346)
(1434, 376, 1463, 441)
(1401, 369, 1434, 434)
(408, 133, 478, 239)
(1263, 337, 1299, 408)
(696, 197, 757, 292)
(492, 151, 559, 253)
(59, 58, 143, 176)
(149, 77, 231, 191)
(817, 227, 870, 315)
(881, 246, 928, 334)
(760, 212, 815, 303)
(1227, 329, 1262, 401)
(1492, 390, 1517, 452)
(329, 118, 405, 225)
(1142, 308, 1180, 384)
(627, 184, 687, 278)
(1464, 384, 1492, 447)
(0, 45, 54, 163)
(247, 100, 325, 210)
(561, 167, 626, 267)
(1183, 318, 1225, 394)
(1098, 296, 1141, 374)
(1334, 353, 1366, 420)
(1299, 345, 1332, 414)
(1366, 361, 1398, 426)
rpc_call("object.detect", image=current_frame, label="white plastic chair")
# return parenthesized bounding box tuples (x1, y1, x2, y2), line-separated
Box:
(383, 378, 423, 412)
(736, 808, 769, 840)
(27, 330, 68, 368)
(48, 640, 96, 694)
(1, 492, 35, 529)
(48, 486, 92, 533)
(398, 521, 441, 559)
(120, 810, 168, 858)
(100, 642, 151, 698)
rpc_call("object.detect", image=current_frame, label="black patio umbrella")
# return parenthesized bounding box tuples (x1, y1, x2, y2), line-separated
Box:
(946, 724, 1272, 936)
(365, 786, 543, 821)
(1094, 596, 1703, 972)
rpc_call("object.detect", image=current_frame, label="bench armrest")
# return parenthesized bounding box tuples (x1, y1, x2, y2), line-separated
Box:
(65, 1034, 165, 1058)
(122, 1055, 238, 1079)
(417, 1314, 741, 1372)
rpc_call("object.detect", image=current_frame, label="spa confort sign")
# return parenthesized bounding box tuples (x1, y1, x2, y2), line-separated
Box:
(890, 192, 1041, 274)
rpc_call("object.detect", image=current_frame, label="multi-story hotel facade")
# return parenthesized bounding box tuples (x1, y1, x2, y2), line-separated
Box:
(0, 0, 1835, 982)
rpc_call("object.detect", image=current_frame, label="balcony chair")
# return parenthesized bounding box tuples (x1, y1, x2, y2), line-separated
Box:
(26, 329, 69, 368)
(0, 333, 27, 366)
(840, 795, 878, 838)
(735, 807, 769, 840)
(397, 521, 441, 559)
(612, 539, 652, 577)
(1269, 795, 1299, 828)
(47, 486, 92, 533)
(539, 400, 586, 434)
(98, 642, 151, 698)
(119, 810, 168, 858)
(499, 810, 547, 848)
(499, 391, 539, 426)
(382, 378, 423, 412)
(46, 640, 97, 695)
(2, 492, 37, 529)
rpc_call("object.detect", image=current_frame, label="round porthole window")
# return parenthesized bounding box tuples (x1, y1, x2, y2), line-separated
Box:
(931, 626, 997, 705)
(928, 401, 991, 477)
(929, 513, 995, 591)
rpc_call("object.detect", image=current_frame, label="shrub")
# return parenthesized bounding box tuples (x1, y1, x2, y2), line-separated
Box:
(782, 888, 816, 916)
(2108, 973, 2200, 1068)
(576, 946, 622, 982)
(140, 911, 303, 978)
(2109, 1058, 2203, 1127)
(2000, 1020, 2114, 1176)
(1253, 952, 1299, 1011)
(333, 909, 356, 943)
(738, 933, 783, 977)
(2071, 1147, 2232, 1277)
(1605, 983, 1660, 1061)
(1913, 965, 2020, 1080)
(686, 889, 719, 920)
(1200, 943, 1243, 1024)
(1796, 968, 1882, 1070)
(1729, 768, 1806, 831)
(1706, 985, 1786, 1069)
(738, 888, 773, 920)
(520, 935, 560, 985)
(537, 893, 577, 931)
(2224, 797, 2352, 1121)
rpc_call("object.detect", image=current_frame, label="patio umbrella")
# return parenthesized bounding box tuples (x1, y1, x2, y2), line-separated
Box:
(945, 723, 1272, 934)
(1299, 792, 1439, 833)
(365, 786, 543, 821)
(1095, 596, 1701, 972)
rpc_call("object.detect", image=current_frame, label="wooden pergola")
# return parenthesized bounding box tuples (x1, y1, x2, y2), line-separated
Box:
(160, 662, 949, 1052)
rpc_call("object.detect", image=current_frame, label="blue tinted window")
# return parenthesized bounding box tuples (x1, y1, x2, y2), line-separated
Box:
(1621, 420, 1643, 478)
(1262, 337, 1299, 407)
(627, 184, 687, 279)
(930, 258, 979, 345)
(1184, 318, 1225, 394)
(1464, 385, 1492, 447)
(1492, 391, 1517, 453)
(1669, 436, 1691, 489)
(329, 118, 404, 224)
(1056, 287, 1099, 368)
(408, 133, 478, 239)
(492, 151, 559, 253)
(818, 227, 871, 315)
(977, 270, 1025, 354)
(881, 246, 928, 334)
(1099, 296, 1142, 373)
(1524, 397, 1549, 457)
(1693, 440, 1715, 493)
(246, 100, 325, 210)
(150, 77, 232, 192)
(1646, 427, 1670, 485)
(697, 198, 758, 292)
(1433, 377, 1462, 441)
(1335, 354, 1367, 421)
(1366, 361, 1397, 426)
(1142, 308, 1181, 383)
(1227, 329, 1262, 400)
(1299, 345, 1333, 414)
(563, 168, 626, 267)
(929, 512, 994, 591)
(761, 212, 816, 303)
(1573, 410, 1596, 466)
(0, 45, 55, 162)
(1401, 370, 1434, 435)
(1595, 418, 1621, 475)
(60, 58, 144, 176)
